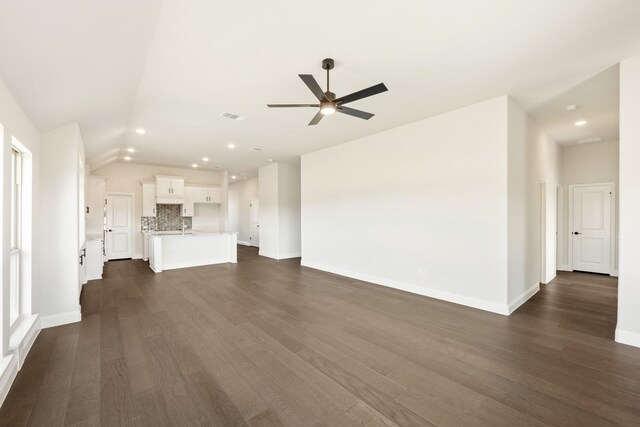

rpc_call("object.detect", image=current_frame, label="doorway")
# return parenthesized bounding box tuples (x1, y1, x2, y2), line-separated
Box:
(569, 183, 614, 274)
(105, 193, 133, 260)
(249, 199, 259, 247)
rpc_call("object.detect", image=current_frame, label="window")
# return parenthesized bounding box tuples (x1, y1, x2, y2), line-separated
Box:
(10, 147, 22, 327)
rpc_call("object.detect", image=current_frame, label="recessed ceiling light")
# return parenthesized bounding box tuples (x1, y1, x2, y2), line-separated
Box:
(136, 128, 146, 134)
(127, 147, 135, 153)
(566, 104, 579, 111)
(192, 164, 198, 168)
(228, 143, 235, 149)
(268, 158, 273, 162)
(124, 156, 131, 161)
(231, 175, 237, 179)
(202, 157, 209, 162)
(575, 120, 587, 126)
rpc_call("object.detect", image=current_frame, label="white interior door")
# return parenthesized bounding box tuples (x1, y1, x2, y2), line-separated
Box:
(249, 199, 259, 247)
(106, 194, 133, 260)
(571, 184, 612, 274)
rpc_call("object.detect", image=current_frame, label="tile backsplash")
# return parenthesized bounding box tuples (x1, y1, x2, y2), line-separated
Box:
(141, 204, 192, 231)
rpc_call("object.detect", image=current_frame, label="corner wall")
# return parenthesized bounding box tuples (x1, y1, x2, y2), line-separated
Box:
(617, 55, 640, 348)
(507, 99, 561, 312)
(259, 161, 301, 260)
(38, 124, 84, 326)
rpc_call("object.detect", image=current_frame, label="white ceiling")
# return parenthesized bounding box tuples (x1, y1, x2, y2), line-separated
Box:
(1, 0, 639, 176)
(530, 65, 619, 146)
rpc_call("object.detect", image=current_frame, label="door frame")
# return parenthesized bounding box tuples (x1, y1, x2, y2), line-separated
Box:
(556, 184, 564, 274)
(105, 192, 135, 260)
(567, 182, 616, 275)
(249, 199, 259, 248)
(539, 181, 546, 284)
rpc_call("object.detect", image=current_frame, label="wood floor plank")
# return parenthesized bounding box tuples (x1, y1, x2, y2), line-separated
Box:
(2, 247, 640, 426)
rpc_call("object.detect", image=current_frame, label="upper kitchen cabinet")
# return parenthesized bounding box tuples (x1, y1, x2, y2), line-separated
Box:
(155, 175, 185, 197)
(191, 185, 222, 204)
(141, 181, 157, 217)
(182, 186, 195, 217)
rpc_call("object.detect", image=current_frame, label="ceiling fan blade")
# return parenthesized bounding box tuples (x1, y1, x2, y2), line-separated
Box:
(308, 110, 324, 125)
(337, 106, 374, 120)
(335, 83, 388, 105)
(299, 74, 327, 101)
(267, 104, 319, 108)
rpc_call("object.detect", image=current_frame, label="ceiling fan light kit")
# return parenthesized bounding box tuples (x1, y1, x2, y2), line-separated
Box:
(267, 58, 388, 125)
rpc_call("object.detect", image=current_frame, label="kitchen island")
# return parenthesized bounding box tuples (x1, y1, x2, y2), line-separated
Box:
(148, 231, 238, 273)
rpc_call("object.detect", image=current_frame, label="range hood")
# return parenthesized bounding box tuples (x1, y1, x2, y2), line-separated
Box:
(156, 195, 184, 205)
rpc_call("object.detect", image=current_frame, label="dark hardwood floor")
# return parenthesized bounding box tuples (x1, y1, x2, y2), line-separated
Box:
(2, 246, 640, 426)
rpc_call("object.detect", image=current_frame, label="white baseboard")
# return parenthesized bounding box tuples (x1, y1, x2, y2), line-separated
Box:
(9, 314, 41, 369)
(301, 260, 510, 315)
(544, 272, 556, 284)
(558, 264, 572, 272)
(40, 309, 82, 329)
(278, 252, 301, 260)
(133, 253, 142, 260)
(160, 257, 231, 271)
(615, 328, 640, 348)
(0, 355, 18, 408)
(259, 250, 277, 259)
(237, 240, 251, 246)
(259, 251, 300, 260)
(508, 283, 540, 314)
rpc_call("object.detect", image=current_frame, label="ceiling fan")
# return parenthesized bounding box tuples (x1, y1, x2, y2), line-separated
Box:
(267, 58, 388, 125)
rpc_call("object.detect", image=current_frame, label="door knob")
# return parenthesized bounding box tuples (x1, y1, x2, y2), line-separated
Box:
(573, 231, 582, 235)
(108, 229, 113, 232)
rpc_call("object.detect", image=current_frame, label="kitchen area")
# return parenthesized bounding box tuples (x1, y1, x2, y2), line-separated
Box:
(84, 163, 237, 279)
(140, 175, 237, 272)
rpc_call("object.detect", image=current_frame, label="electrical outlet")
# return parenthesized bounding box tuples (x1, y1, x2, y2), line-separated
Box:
(417, 268, 428, 278)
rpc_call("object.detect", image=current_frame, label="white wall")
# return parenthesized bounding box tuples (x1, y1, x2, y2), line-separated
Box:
(259, 161, 301, 259)
(92, 162, 225, 257)
(560, 140, 619, 272)
(228, 177, 258, 245)
(302, 97, 511, 313)
(616, 56, 640, 348)
(258, 164, 279, 258)
(39, 124, 84, 326)
(531, 118, 562, 285)
(278, 161, 301, 258)
(507, 99, 561, 311)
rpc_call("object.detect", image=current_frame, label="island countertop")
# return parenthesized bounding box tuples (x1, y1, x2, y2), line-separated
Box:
(148, 231, 238, 273)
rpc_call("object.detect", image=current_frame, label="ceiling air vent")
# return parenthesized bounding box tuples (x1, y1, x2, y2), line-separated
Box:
(220, 112, 245, 121)
(577, 137, 602, 144)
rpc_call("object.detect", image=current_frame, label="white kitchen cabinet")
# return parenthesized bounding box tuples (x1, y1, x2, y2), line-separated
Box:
(141, 182, 157, 217)
(191, 185, 222, 204)
(182, 186, 195, 217)
(142, 231, 150, 261)
(156, 175, 185, 197)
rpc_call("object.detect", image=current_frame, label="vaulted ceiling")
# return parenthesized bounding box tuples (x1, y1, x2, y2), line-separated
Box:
(1, 0, 639, 175)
